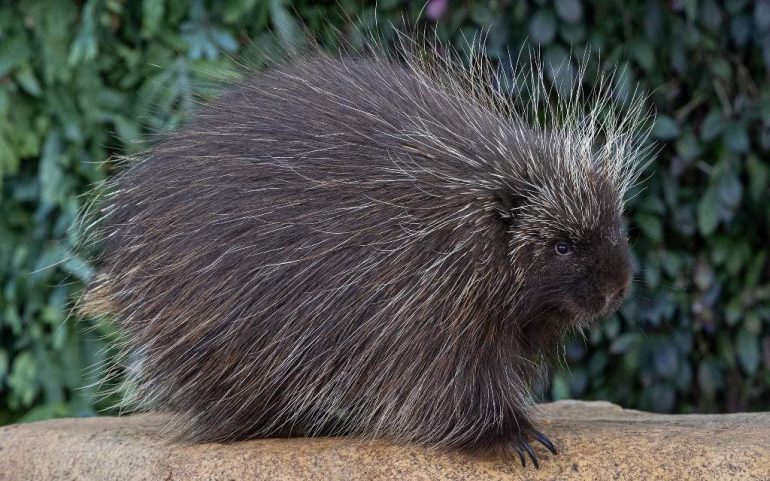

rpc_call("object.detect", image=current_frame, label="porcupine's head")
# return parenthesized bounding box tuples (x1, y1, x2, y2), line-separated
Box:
(501, 141, 633, 328)
(482, 59, 652, 338)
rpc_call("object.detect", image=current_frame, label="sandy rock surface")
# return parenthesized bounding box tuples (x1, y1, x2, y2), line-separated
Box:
(1, 400, 768, 480)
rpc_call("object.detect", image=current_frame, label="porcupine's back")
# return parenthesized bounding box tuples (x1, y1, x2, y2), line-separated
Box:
(83, 53, 542, 447)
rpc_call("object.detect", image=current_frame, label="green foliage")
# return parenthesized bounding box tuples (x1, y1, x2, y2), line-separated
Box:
(1, 0, 768, 424)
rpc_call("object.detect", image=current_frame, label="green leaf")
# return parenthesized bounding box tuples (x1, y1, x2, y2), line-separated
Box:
(470, 4, 495, 25)
(693, 259, 714, 290)
(0, 350, 8, 382)
(223, 0, 259, 23)
(142, 0, 166, 37)
(697, 184, 720, 236)
(697, 361, 723, 396)
(7, 352, 39, 408)
(755, 0, 770, 30)
(529, 9, 557, 44)
(632, 40, 655, 71)
(588, 351, 609, 376)
(654, 342, 679, 378)
(747, 155, 769, 202)
(554, 0, 583, 23)
(675, 130, 702, 161)
(610, 333, 641, 354)
(70, 1, 101, 66)
(736, 329, 760, 375)
(0, 32, 31, 77)
(18, 403, 73, 423)
(551, 373, 570, 400)
(14, 64, 42, 96)
(717, 168, 743, 210)
(643, 384, 676, 412)
(745, 313, 763, 335)
(725, 296, 743, 326)
(270, 0, 305, 52)
(745, 251, 768, 288)
(62, 255, 94, 283)
(710, 58, 732, 80)
(512, 1, 530, 22)
(700, 0, 722, 29)
(635, 213, 663, 242)
(651, 115, 680, 140)
(730, 14, 752, 45)
(726, 0, 749, 15)
(700, 110, 724, 141)
(726, 241, 751, 275)
(38, 130, 65, 206)
(723, 121, 750, 153)
(603, 315, 620, 338)
(560, 23, 586, 43)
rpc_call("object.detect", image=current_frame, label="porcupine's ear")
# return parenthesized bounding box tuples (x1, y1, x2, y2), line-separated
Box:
(492, 190, 525, 226)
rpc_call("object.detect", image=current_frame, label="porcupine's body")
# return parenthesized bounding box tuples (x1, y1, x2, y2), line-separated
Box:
(82, 46, 650, 465)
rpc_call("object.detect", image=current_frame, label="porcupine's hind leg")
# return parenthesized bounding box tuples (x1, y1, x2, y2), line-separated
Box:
(509, 422, 558, 468)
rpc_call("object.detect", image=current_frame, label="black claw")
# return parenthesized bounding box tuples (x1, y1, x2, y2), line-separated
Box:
(522, 441, 540, 469)
(532, 430, 558, 456)
(511, 441, 527, 467)
(516, 447, 526, 467)
(510, 427, 557, 469)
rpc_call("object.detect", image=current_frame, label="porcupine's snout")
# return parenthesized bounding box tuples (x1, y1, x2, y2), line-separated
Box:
(596, 242, 633, 316)
(603, 276, 630, 313)
(561, 235, 633, 324)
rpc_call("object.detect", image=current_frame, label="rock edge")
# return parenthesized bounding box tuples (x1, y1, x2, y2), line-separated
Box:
(1, 400, 769, 481)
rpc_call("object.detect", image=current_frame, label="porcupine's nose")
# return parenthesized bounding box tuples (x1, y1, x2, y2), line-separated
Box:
(604, 284, 628, 309)
(602, 264, 632, 311)
(601, 242, 633, 311)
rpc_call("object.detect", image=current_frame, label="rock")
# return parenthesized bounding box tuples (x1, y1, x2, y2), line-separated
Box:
(1, 400, 768, 480)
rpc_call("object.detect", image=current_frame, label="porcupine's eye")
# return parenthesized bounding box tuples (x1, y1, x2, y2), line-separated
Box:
(555, 242, 571, 255)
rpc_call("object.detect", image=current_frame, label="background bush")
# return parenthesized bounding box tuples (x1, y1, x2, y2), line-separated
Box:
(1, 0, 768, 425)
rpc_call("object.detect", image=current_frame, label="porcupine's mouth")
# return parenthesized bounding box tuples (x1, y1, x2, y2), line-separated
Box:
(557, 306, 597, 329)
(524, 298, 625, 346)
(562, 295, 626, 328)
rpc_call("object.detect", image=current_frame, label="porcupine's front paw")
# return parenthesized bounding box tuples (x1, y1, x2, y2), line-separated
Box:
(510, 426, 558, 468)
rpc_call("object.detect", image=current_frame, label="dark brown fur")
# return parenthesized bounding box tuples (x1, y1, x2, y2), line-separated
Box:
(82, 52, 642, 465)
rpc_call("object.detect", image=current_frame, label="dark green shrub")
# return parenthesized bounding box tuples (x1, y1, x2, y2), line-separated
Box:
(1, 0, 768, 424)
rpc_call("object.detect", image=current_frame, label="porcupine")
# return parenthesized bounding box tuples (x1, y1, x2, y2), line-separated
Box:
(79, 39, 651, 467)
